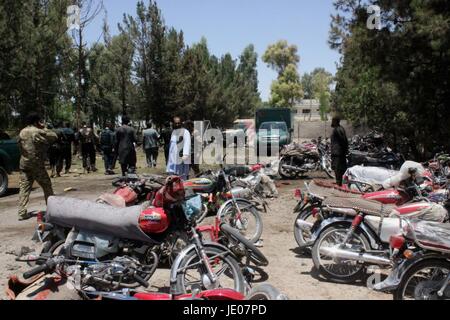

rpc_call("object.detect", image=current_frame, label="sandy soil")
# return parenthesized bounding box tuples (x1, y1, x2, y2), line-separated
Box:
(0, 152, 390, 300)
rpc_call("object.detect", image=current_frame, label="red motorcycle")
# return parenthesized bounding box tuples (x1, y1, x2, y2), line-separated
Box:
(7, 256, 285, 301)
(294, 175, 447, 251)
(96, 174, 165, 208)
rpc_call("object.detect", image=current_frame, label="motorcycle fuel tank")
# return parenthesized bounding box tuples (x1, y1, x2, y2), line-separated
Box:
(183, 178, 216, 194)
(139, 207, 170, 235)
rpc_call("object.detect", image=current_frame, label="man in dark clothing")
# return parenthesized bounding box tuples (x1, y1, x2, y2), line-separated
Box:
(330, 117, 349, 186)
(115, 116, 138, 176)
(56, 122, 75, 175)
(160, 122, 173, 165)
(143, 122, 160, 168)
(78, 122, 98, 174)
(47, 123, 60, 178)
(100, 122, 116, 175)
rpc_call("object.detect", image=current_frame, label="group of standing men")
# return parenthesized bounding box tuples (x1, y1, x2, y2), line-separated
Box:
(16, 112, 201, 221)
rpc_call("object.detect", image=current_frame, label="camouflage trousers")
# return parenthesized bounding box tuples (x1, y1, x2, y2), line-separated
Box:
(18, 167, 54, 218)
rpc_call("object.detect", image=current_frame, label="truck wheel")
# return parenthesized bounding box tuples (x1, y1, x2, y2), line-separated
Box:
(0, 167, 8, 197)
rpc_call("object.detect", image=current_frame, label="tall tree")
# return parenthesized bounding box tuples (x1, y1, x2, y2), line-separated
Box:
(262, 40, 300, 76)
(270, 64, 304, 108)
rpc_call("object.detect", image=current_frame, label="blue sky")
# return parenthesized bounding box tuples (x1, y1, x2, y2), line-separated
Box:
(85, 0, 341, 101)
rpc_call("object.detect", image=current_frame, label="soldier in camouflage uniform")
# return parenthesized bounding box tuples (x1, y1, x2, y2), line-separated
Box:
(17, 112, 58, 221)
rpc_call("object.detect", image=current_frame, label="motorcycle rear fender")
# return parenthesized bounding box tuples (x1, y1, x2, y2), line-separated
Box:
(374, 253, 447, 292)
(217, 199, 255, 219)
(311, 217, 380, 250)
(169, 242, 237, 294)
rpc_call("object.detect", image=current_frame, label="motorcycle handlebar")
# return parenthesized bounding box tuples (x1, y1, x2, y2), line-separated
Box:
(133, 273, 149, 288)
(23, 258, 58, 279)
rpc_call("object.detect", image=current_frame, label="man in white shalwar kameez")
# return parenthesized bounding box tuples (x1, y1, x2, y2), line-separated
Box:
(166, 117, 191, 180)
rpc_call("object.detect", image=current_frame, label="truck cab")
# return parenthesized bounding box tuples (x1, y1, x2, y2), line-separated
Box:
(255, 108, 294, 156)
(0, 133, 20, 197)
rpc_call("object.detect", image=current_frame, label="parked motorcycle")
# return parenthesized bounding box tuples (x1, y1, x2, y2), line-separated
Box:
(184, 169, 264, 243)
(278, 139, 334, 180)
(8, 254, 284, 300)
(423, 153, 450, 187)
(96, 174, 165, 208)
(347, 147, 404, 170)
(374, 219, 450, 300)
(307, 171, 449, 283)
(293, 170, 443, 252)
(32, 176, 248, 294)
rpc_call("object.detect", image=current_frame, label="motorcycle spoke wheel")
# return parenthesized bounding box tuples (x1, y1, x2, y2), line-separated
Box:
(176, 247, 244, 294)
(224, 208, 261, 243)
(399, 263, 450, 300)
(294, 207, 316, 249)
(313, 227, 369, 282)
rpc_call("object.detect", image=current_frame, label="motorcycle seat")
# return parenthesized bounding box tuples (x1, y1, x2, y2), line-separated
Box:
(322, 196, 396, 217)
(308, 180, 362, 199)
(46, 196, 154, 243)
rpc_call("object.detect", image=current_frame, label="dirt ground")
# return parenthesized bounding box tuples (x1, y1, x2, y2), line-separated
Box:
(0, 151, 390, 300)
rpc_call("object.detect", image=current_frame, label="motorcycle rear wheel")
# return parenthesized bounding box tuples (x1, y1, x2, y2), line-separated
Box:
(394, 259, 450, 300)
(245, 284, 289, 300)
(312, 226, 371, 283)
(279, 158, 300, 180)
(175, 246, 245, 294)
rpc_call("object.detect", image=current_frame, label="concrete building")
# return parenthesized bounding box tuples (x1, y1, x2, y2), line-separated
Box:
(294, 99, 326, 121)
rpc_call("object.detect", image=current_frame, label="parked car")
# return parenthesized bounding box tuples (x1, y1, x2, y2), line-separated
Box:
(0, 133, 20, 197)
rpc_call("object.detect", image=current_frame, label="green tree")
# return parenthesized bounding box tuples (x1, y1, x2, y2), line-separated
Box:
(330, 0, 450, 158)
(269, 64, 303, 108)
(262, 40, 300, 76)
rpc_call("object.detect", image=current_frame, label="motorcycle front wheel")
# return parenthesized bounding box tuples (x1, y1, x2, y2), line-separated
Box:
(394, 259, 450, 300)
(321, 155, 335, 179)
(293, 206, 316, 251)
(311, 226, 371, 283)
(221, 200, 263, 243)
(175, 246, 245, 294)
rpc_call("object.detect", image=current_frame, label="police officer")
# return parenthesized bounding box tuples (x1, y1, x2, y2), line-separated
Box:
(18, 112, 58, 221)
(100, 122, 116, 175)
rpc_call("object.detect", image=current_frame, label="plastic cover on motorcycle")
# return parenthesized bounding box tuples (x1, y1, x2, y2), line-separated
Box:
(345, 166, 398, 186)
(46, 196, 154, 243)
(382, 161, 426, 189)
(408, 220, 450, 253)
(391, 203, 448, 222)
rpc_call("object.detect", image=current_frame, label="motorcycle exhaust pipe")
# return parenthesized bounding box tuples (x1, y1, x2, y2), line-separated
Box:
(282, 165, 307, 173)
(320, 246, 391, 266)
(296, 219, 313, 231)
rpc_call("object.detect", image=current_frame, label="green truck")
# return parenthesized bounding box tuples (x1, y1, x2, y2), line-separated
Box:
(255, 108, 294, 155)
(0, 133, 20, 196)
